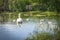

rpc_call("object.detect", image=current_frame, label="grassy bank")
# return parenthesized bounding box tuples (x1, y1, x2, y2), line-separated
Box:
(0, 11, 60, 19)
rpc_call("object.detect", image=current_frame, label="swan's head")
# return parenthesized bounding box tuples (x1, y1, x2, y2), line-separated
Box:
(19, 14, 21, 16)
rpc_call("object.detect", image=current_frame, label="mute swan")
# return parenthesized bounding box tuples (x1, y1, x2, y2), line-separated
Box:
(17, 14, 23, 27)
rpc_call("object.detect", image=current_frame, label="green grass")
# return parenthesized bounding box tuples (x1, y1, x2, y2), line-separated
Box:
(26, 31, 60, 40)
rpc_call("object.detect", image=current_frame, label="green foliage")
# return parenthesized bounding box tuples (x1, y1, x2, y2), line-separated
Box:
(54, 31, 60, 40)
(0, 0, 60, 12)
(26, 31, 60, 40)
(0, 0, 3, 6)
(26, 33, 53, 40)
(8, 0, 60, 12)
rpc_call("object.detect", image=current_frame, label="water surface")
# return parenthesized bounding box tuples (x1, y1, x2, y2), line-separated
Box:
(0, 17, 59, 40)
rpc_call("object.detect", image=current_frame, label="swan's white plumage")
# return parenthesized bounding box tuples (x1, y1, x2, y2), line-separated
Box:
(17, 14, 23, 27)
(17, 18, 22, 23)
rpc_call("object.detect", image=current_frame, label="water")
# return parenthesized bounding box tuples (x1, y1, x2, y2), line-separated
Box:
(0, 17, 59, 40)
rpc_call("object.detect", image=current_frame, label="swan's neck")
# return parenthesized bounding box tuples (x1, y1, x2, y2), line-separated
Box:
(18, 15, 20, 18)
(18, 14, 21, 18)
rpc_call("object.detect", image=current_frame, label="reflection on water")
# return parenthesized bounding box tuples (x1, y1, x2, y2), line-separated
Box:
(0, 17, 59, 40)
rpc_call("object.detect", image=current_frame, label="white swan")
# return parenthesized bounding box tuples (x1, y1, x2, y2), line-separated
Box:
(17, 14, 23, 27)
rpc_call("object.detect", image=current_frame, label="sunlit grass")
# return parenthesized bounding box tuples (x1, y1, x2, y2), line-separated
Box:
(1, 11, 59, 16)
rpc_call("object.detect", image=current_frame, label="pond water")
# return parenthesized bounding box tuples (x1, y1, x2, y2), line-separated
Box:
(0, 16, 60, 40)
